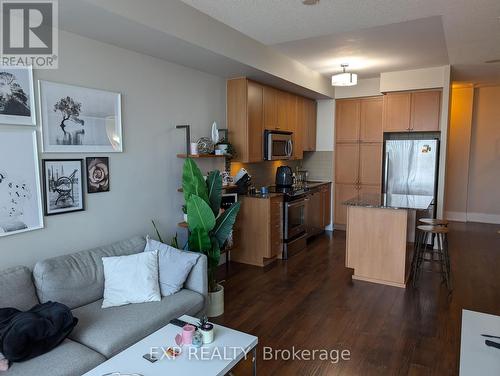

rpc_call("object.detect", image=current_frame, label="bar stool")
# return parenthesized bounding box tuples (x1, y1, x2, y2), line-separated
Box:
(419, 218, 449, 226)
(412, 225, 451, 290)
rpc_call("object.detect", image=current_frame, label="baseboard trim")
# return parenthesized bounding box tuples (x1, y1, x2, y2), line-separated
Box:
(466, 212, 500, 225)
(445, 211, 467, 221)
(445, 211, 500, 224)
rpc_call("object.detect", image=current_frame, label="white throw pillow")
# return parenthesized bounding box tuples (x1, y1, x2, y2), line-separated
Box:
(144, 236, 200, 296)
(102, 251, 161, 308)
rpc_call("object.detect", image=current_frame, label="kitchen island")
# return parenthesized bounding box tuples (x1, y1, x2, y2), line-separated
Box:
(344, 193, 433, 288)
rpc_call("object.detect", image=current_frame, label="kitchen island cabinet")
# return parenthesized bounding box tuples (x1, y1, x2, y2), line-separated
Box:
(344, 193, 433, 288)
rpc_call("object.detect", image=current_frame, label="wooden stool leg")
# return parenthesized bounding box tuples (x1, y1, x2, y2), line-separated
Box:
(413, 231, 428, 287)
(443, 233, 452, 290)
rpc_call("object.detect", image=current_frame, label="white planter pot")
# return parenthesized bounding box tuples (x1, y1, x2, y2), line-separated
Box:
(207, 284, 224, 317)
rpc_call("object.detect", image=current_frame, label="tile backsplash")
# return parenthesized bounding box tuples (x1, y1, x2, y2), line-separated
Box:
(230, 160, 299, 187)
(301, 151, 333, 181)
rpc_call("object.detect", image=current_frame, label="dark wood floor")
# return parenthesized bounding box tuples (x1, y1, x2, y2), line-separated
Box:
(213, 222, 500, 375)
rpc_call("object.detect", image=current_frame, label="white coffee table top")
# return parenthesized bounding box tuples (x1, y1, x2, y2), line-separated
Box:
(460, 309, 500, 375)
(83, 315, 258, 376)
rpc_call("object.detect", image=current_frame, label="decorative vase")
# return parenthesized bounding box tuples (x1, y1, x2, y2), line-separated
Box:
(200, 323, 214, 344)
(211, 122, 219, 144)
(197, 137, 215, 154)
(207, 284, 224, 317)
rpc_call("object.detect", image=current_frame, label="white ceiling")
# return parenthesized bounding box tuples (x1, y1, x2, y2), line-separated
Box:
(181, 0, 500, 83)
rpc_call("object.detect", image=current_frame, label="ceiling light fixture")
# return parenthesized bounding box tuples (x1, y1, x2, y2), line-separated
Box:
(331, 64, 358, 86)
(302, 0, 320, 5)
(485, 59, 500, 64)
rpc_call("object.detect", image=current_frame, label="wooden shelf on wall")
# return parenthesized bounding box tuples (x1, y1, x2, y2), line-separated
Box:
(176, 154, 228, 159)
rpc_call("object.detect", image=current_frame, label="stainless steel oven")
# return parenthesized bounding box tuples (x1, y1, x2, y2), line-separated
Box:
(283, 195, 308, 258)
(264, 130, 293, 160)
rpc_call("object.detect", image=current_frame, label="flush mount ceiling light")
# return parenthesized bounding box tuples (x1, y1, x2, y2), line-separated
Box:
(302, 0, 320, 5)
(331, 64, 358, 86)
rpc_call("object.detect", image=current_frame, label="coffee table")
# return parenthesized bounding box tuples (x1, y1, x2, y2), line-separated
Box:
(82, 315, 258, 376)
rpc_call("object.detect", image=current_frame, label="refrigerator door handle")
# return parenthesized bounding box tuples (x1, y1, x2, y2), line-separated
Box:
(384, 151, 389, 194)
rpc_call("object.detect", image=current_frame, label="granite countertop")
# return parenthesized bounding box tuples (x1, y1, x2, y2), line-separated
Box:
(343, 193, 434, 210)
(243, 181, 331, 199)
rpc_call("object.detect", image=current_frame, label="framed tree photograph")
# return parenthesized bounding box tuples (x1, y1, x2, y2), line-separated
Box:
(0, 129, 43, 237)
(38, 80, 122, 153)
(86, 157, 110, 193)
(42, 159, 85, 216)
(0, 66, 36, 126)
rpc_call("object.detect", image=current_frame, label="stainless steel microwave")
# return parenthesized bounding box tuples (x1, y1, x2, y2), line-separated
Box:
(264, 130, 293, 160)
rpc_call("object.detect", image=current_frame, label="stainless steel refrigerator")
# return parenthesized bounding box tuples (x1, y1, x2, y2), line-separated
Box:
(383, 138, 439, 201)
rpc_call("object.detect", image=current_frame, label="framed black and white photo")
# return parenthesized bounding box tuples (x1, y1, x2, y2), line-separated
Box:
(42, 159, 85, 216)
(86, 157, 109, 193)
(0, 129, 43, 237)
(0, 66, 36, 126)
(38, 80, 122, 153)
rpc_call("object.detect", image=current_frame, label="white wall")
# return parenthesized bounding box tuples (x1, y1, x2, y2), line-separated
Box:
(335, 78, 381, 99)
(315, 99, 335, 151)
(380, 66, 450, 92)
(0, 30, 227, 269)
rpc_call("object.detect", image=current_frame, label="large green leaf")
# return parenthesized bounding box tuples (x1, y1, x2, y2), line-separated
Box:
(212, 202, 240, 247)
(207, 170, 222, 217)
(182, 159, 208, 203)
(188, 227, 212, 252)
(187, 194, 216, 232)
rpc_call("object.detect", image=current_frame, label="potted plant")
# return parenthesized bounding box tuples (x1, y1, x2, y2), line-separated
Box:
(216, 138, 235, 157)
(197, 315, 214, 344)
(182, 205, 188, 222)
(182, 158, 240, 317)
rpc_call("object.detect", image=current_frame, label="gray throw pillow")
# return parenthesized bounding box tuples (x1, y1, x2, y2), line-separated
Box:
(144, 236, 200, 296)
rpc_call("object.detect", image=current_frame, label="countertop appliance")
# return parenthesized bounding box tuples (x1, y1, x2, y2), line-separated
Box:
(264, 130, 293, 161)
(275, 165, 294, 187)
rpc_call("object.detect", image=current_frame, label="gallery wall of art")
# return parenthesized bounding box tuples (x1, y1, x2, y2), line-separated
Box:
(0, 29, 226, 269)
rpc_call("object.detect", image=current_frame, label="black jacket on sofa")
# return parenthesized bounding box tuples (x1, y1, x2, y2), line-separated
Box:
(0, 301, 78, 362)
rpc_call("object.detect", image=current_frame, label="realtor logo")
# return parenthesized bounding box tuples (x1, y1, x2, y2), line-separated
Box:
(1, 0, 58, 68)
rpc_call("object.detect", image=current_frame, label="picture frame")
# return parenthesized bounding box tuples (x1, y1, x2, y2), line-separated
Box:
(86, 157, 110, 193)
(0, 128, 43, 237)
(0, 65, 36, 126)
(38, 80, 122, 153)
(42, 159, 85, 216)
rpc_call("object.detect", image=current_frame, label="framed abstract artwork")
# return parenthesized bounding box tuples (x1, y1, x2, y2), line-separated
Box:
(86, 157, 110, 193)
(0, 65, 36, 126)
(42, 159, 85, 216)
(0, 129, 43, 237)
(38, 80, 122, 153)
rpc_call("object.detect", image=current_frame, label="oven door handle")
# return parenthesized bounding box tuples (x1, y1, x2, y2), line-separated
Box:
(287, 139, 293, 157)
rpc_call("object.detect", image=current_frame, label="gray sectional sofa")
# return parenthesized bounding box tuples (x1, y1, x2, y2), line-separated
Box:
(0, 236, 208, 376)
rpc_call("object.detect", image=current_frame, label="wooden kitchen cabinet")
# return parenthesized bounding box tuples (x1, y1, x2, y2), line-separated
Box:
(263, 85, 278, 130)
(359, 143, 383, 186)
(411, 90, 441, 131)
(227, 78, 263, 163)
(303, 98, 317, 151)
(320, 183, 332, 227)
(383, 92, 412, 132)
(383, 90, 441, 132)
(335, 143, 359, 184)
(228, 77, 315, 162)
(334, 97, 383, 228)
(334, 183, 358, 227)
(360, 97, 383, 142)
(336, 99, 360, 143)
(277, 90, 292, 131)
(306, 189, 323, 236)
(232, 195, 283, 267)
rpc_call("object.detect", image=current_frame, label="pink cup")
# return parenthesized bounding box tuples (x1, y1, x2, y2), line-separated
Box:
(181, 324, 196, 345)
